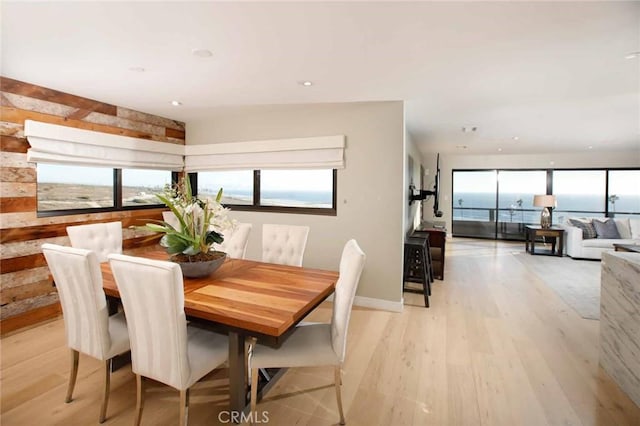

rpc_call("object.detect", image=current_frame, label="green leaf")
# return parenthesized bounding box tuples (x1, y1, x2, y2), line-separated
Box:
(216, 188, 223, 203)
(162, 233, 192, 254)
(205, 230, 224, 245)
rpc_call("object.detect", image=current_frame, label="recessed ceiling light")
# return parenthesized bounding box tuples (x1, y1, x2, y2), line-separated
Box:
(461, 126, 477, 133)
(299, 80, 313, 87)
(171, 100, 182, 107)
(497, 148, 503, 152)
(512, 136, 519, 141)
(128, 66, 145, 72)
(192, 48, 213, 58)
(588, 145, 593, 149)
(624, 51, 640, 59)
(456, 145, 468, 149)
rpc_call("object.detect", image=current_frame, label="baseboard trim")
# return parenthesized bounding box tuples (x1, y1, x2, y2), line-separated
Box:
(353, 295, 404, 312)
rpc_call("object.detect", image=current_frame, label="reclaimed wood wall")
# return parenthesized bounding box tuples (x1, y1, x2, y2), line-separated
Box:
(0, 77, 186, 333)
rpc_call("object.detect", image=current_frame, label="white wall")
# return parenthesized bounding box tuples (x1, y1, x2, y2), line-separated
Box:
(187, 101, 405, 306)
(422, 150, 640, 233)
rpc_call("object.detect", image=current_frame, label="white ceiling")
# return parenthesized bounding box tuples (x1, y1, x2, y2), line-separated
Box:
(2, 1, 639, 156)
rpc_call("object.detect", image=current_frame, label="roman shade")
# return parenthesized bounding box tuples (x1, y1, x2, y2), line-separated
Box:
(25, 120, 345, 172)
(184, 135, 345, 172)
(25, 120, 184, 170)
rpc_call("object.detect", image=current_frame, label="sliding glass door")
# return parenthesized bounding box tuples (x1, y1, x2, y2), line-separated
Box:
(496, 170, 547, 239)
(453, 167, 639, 241)
(452, 170, 497, 238)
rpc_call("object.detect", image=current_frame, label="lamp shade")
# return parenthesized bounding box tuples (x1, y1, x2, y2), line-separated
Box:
(533, 194, 557, 208)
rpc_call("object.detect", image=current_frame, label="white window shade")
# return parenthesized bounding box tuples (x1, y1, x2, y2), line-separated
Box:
(25, 120, 184, 171)
(184, 135, 345, 172)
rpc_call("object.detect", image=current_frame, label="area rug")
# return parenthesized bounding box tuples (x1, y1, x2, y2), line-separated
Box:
(514, 253, 601, 320)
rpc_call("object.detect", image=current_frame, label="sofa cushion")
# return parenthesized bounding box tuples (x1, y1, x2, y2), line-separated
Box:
(630, 219, 640, 239)
(582, 238, 638, 248)
(614, 218, 632, 239)
(593, 219, 621, 239)
(568, 218, 597, 239)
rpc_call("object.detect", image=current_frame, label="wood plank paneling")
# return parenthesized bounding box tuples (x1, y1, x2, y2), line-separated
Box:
(0, 77, 117, 115)
(0, 77, 185, 328)
(1, 279, 55, 305)
(0, 253, 47, 274)
(1, 210, 164, 242)
(1, 106, 183, 144)
(0, 302, 61, 335)
(0, 197, 37, 213)
(166, 127, 186, 139)
(0, 167, 36, 183)
(0, 136, 29, 153)
(117, 107, 185, 131)
(0, 152, 30, 168)
(0, 293, 59, 320)
(0, 183, 36, 198)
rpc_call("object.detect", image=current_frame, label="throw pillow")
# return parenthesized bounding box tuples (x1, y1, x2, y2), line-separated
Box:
(630, 219, 640, 240)
(593, 219, 621, 239)
(568, 218, 597, 239)
(614, 218, 632, 239)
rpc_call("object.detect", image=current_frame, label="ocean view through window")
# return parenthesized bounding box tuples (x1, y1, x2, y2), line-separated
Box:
(36, 164, 175, 216)
(196, 169, 336, 215)
(453, 168, 640, 240)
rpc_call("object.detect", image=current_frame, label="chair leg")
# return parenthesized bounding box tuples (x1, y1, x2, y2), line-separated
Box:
(179, 388, 189, 426)
(334, 366, 345, 425)
(99, 359, 112, 423)
(134, 375, 145, 426)
(65, 349, 79, 403)
(250, 368, 258, 425)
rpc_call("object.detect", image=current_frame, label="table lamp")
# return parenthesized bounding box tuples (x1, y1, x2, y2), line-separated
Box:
(533, 195, 557, 228)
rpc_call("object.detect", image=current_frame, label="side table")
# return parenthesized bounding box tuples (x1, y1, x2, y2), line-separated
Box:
(525, 225, 565, 256)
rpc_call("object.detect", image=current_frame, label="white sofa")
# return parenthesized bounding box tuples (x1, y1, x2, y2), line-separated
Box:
(561, 217, 640, 260)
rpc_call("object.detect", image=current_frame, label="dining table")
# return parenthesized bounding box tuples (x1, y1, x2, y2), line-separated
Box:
(100, 248, 339, 414)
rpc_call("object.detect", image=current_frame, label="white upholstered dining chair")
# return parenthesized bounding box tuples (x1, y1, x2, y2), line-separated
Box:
(41, 243, 130, 423)
(108, 254, 229, 426)
(66, 221, 123, 263)
(215, 222, 252, 259)
(250, 239, 366, 425)
(261, 224, 310, 266)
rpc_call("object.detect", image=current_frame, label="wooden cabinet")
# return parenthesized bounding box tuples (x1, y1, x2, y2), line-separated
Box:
(412, 224, 446, 280)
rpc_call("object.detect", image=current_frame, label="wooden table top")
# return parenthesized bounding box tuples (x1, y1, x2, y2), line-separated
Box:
(101, 249, 339, 337)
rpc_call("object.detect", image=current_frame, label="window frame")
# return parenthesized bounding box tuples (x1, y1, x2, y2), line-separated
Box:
(451, 166, 640, 240)
(193, 169, 338, 216)
(36, 168, 179, 217)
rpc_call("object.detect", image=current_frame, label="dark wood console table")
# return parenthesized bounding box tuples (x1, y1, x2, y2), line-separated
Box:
(412, 223, 446, 280)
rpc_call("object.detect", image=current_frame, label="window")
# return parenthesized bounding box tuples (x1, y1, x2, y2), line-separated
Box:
(260, 169, 333, 208)
(552, 170, 606, 223)
(37, 164, 114, 211)
(497, 170, 547, 239)
(36, 164, 176, 216)
(196, 169, 337, 215)
(122, 169, 173, 207)
(608, 170, 640, 218)
(197, 170, 253, 205)
(452, 170, 497, 238)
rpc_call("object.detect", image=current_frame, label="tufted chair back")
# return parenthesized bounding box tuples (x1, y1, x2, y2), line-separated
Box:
(67, 221, 123, 263)
(262, 224, 310, 266)
(41, 244, 113, 359)
(331, 239, 366, 363)
(215, 223, 252, 259)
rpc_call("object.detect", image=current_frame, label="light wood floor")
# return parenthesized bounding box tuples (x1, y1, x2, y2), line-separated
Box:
(2, 238, 639, 425)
